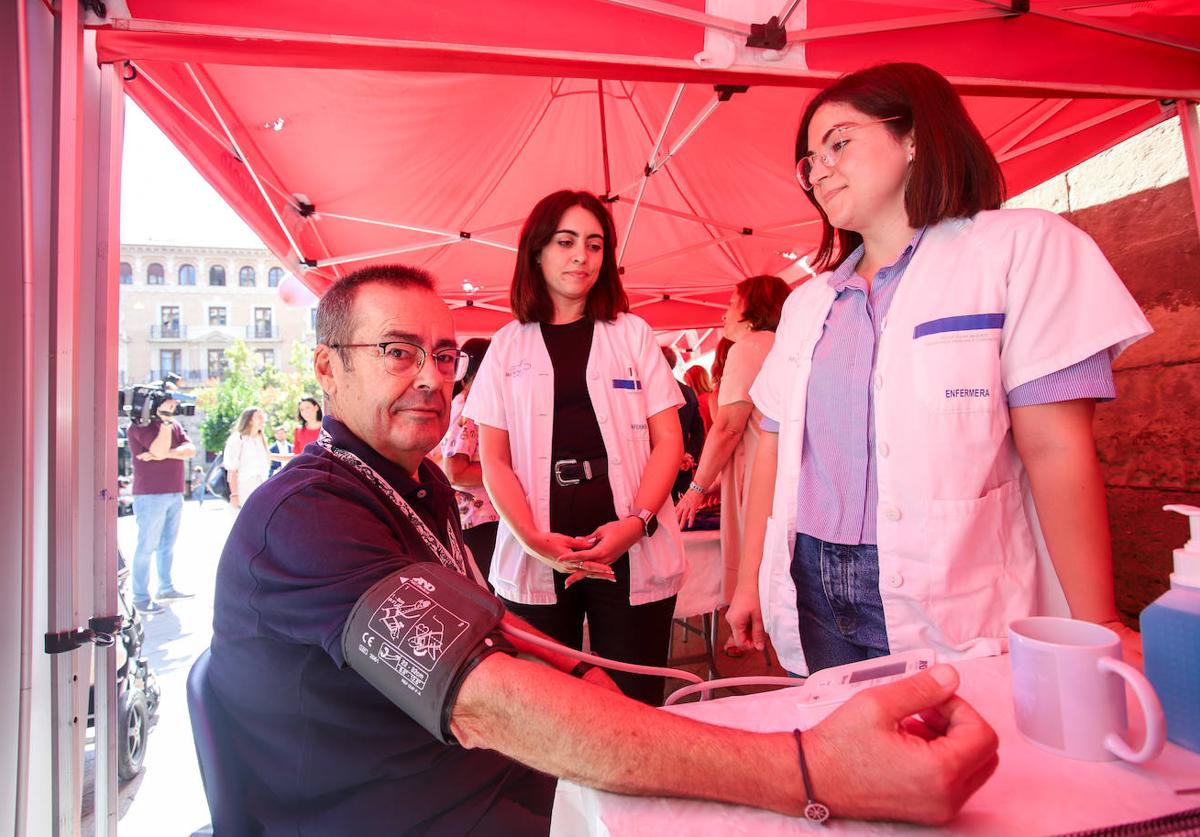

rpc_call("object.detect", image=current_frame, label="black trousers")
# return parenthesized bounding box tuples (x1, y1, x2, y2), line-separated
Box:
(501, 475, 676, 706)
(464, 520, 499, 591)
(503, 557, 676, 705)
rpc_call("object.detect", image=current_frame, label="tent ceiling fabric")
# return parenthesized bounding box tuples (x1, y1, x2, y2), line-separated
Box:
(98, 1, 1200, 333)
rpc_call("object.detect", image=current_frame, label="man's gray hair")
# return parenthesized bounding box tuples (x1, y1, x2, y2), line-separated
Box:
(316, 264, 436, 369)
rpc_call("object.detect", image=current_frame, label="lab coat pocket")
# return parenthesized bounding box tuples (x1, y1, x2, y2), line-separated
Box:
(913, 330, 1002, 414)
(923, 480, 1034, 646)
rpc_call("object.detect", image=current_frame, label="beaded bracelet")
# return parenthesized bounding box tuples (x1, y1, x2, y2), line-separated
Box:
(793, 729, 830, 824)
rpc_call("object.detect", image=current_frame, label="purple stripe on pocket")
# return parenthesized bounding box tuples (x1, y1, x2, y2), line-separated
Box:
(913, 313, 1005, 339)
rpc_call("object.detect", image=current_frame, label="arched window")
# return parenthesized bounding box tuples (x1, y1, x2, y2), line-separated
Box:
(147, 263, 165, 285)
(209, 265, 226, 286)
(268, 267, 284, 287)
(118, 262, 133, 284)
(178, 264, 197, 286)
(239, 265, 256, 287)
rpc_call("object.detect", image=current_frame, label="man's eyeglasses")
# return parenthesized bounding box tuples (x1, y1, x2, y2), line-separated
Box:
(795, 116, 903, 191)
(329, 341, 471, 381)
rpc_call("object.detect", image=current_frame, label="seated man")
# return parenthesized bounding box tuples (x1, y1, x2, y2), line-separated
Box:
(209, 264, 999, 834)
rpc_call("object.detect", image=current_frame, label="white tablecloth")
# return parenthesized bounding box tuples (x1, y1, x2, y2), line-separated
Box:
(673, 529, 723, 619)
(551, 654, 1200, 835)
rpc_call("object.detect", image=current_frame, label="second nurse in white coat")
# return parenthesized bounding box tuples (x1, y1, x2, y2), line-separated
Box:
(465, 190, 686, 704)
(728, 62, 1151, 675)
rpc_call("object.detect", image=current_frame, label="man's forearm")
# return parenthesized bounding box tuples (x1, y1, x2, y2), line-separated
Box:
(147, 422, 174, 458)
(451, 653, 806, 815)
(167, 443, 197, 460)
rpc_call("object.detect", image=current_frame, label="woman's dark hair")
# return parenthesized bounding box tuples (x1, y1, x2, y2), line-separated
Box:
(796, 62, 1006, 271)
(735, 274, 790, 333)
(711, 338, 734, 387)
(510, 190, 630, 324)
(296, 396, 323, 424)
(454, 337, 491, 398)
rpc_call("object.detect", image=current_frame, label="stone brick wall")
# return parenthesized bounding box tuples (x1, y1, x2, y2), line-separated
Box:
(1067, 178, 1200, 622)
(1010, 111, 1198, 623)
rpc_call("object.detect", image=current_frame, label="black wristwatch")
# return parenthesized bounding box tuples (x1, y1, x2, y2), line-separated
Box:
(629, 507, 659, 539)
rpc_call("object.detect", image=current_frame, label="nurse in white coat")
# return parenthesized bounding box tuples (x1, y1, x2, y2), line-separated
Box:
(465, 190, 686, 705)
(727, 63, 1151, 676)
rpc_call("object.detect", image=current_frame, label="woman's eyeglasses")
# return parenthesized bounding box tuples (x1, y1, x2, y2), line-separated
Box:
(796, 116, 903, 191)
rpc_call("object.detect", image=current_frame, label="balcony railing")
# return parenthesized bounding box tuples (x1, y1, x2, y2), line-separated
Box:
(247, 324, 279, 340)
(150, 324, 186, 340)
(147, 369, 206, 384)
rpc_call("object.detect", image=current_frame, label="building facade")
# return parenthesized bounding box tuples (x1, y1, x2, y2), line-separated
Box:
(118, 242, 316, 388)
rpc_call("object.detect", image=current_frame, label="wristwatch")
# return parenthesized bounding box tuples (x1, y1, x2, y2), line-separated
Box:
(629, 507, 659, 539)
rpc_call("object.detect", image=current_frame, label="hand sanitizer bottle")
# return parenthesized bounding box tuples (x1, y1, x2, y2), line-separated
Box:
(1141, 504, 1200, 754)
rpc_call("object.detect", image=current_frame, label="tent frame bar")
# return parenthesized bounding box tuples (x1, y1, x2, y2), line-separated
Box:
(130, 61, 238, 157)
(974, 0, 1200, 56)
(1179, 101, 1200, 245)
(593, 0, 750, 37)
(618, 83, 684, 265)
(997, 99, 1148, 162)
(184, 62, 307, 262)
(102, 17, 1198, 99)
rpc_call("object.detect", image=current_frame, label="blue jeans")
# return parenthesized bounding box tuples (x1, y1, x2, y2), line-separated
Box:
(132, 492, 184, 602)
(790, 533, 890, 673)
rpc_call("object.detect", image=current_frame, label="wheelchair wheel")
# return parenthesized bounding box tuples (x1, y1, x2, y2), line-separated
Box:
(118, 689, 149, 781)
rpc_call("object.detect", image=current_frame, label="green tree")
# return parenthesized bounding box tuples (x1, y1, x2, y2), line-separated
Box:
(196, 340, 258, 454)
(196, 339, 323, 454)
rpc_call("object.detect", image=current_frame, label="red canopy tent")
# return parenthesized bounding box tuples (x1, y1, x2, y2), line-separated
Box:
(5, 4, 1200, 834)
(96, 0, 1200, 339)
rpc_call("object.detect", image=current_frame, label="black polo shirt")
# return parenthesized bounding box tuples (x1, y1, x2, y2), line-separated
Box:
(209, 417, 547, 835)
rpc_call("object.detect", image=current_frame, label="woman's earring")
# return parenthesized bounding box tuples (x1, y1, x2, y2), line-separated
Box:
(908, 152, 914, 163)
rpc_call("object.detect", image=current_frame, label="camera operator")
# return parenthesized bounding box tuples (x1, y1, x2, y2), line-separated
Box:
(127, 395, 197, 613)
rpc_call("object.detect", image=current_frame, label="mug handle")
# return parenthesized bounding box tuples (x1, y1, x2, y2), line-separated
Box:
(1097, 657, 1166, 764)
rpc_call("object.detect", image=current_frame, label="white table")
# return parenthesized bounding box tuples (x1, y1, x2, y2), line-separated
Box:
(551, 654, 1200, 835)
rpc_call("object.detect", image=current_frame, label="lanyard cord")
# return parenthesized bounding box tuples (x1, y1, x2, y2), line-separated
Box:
(317, 429, 467, 576)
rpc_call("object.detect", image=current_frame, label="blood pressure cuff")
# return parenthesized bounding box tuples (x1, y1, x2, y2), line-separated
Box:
(342, 562, 514, 745)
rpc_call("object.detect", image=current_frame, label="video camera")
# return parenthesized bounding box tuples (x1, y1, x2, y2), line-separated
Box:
(118, 373, 197, 426)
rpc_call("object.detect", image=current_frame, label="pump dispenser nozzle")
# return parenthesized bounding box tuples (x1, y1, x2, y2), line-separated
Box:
(1164, 505, 1200, 589)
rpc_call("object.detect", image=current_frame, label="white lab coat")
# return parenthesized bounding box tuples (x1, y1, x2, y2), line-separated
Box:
(464, 313, 686, 606)
(750, 209, 1152, 675)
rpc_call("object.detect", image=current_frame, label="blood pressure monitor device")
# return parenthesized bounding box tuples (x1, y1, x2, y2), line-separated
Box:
(796, 647, 937, 707)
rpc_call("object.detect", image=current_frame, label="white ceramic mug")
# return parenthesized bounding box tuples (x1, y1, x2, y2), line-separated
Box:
(1008, 617, 1165, 763)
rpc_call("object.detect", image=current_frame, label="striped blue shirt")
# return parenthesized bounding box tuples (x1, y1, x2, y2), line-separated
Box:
(761, 229, 1115, 545)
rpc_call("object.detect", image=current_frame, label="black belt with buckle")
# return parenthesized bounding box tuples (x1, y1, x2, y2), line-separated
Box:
(553, 457, 608, 486)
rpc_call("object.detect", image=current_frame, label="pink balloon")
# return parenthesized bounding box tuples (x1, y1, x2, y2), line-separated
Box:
(278, 273, 318, 307)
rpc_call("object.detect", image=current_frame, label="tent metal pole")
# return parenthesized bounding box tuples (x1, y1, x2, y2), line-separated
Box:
(316, 212, 518, 252)
(653, 95, 721, 173)
(997, 100, 1147, 162)
(994, 100, 1071, 157)
(314, 237, 465, 268)
(89, 60, 124, 837)
(104, 18, 1192, 100)
(1020, 5, 1200, 55)
(129, 62, 239, 158)
(612, 87, 712, 196)
(786, 8, 1009, 44)
(598, 80, 612, 197)
(624, 230, 742, 272)
(591, 0, 750, 36)
(1179, 101, 1200, 245)
(49, 0, 87, 829)
(619, 84, 684, 266)
(184, 63, 308, 261)
(14, 0, 36, 831)
(779, 0, 804, 27)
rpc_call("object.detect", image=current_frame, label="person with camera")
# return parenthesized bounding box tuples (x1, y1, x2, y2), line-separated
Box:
(127, 395, 197, 613)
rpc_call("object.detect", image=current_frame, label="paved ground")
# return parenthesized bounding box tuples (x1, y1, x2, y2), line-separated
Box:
(83, 498, 235, 837)
(81, 500, 783, 835)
